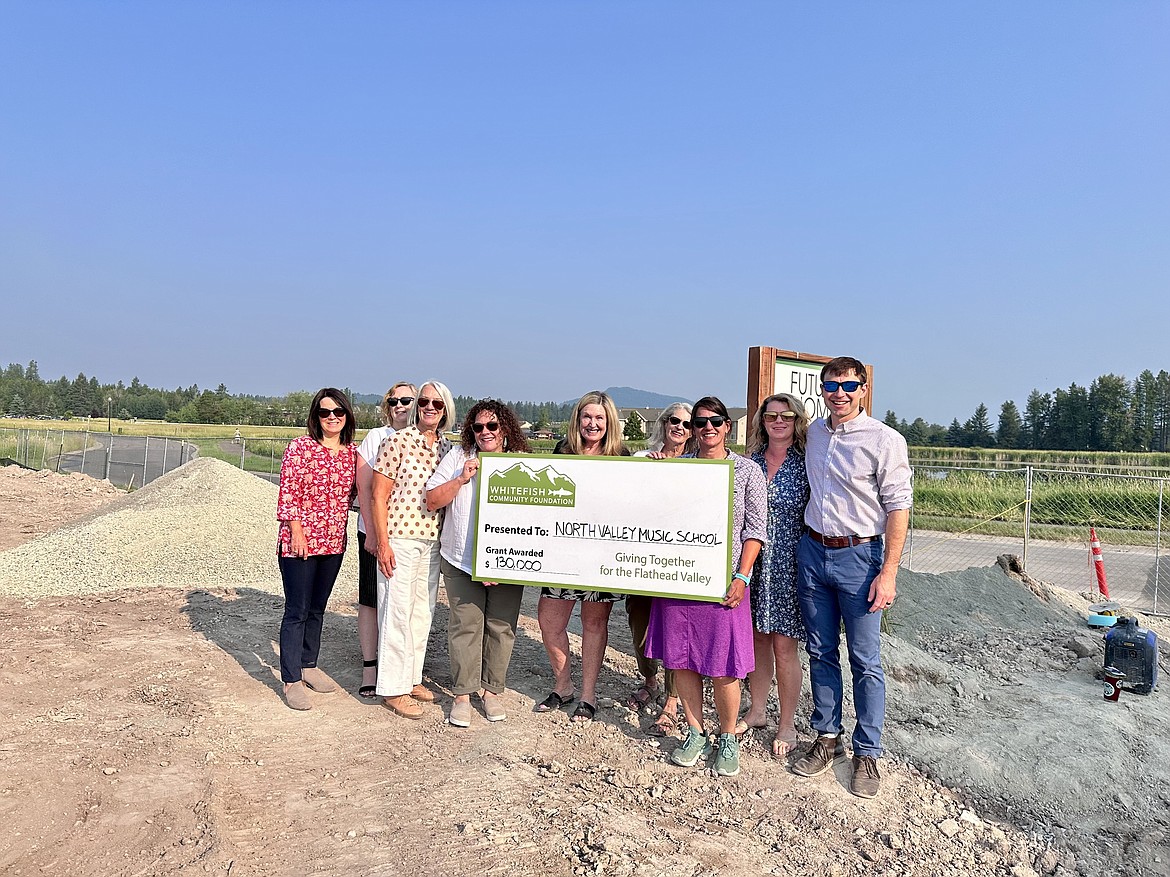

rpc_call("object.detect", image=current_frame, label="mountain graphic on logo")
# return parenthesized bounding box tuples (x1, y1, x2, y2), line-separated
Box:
(491, 463, 575, 493)
(487, 463, 577, 505)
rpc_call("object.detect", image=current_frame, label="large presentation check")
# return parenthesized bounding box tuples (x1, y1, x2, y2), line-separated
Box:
(471, 453, 734, 602)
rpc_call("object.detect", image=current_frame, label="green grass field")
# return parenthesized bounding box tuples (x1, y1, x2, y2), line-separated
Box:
(910, 445, 1170, 475)
(0, 417, 305, 439)
(913, 467, 1165, 545)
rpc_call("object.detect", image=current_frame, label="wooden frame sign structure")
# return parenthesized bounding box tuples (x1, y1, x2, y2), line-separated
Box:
(747, 347, 874, 426)
(472, 453, 735, 602)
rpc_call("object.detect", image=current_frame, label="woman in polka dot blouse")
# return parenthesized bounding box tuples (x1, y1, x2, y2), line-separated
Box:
(369, 380, 456, 720)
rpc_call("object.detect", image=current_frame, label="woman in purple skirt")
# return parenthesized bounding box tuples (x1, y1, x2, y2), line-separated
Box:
(645, 396, 767, 778)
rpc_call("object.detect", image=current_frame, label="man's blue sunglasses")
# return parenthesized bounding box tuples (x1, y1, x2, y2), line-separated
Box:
(822, 380, 863, 393)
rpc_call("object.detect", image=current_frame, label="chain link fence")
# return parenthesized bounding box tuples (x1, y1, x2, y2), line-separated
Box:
(4, 428, 1165, 613)
(905, 463, 1166, 615)
(0, 427, 203, 488)
(0, 428, 298, 488)
(0, 427, 296, 489)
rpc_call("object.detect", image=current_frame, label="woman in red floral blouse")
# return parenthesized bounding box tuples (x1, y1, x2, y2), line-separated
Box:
(276, 387, 358, 711)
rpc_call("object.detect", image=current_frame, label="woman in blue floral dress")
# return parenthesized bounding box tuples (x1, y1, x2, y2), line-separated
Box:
(739, 392, 811, 758)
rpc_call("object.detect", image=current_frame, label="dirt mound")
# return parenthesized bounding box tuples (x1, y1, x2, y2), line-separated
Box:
(0, 458, 359, 598)
(0, 464, 123, 551)
(883, 564, 1170, 870)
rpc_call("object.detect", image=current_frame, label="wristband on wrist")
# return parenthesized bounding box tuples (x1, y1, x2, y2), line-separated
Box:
(732, 572, 750, 586)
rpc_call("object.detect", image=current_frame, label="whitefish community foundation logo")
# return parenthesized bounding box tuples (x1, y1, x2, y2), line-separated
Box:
(487, 463, 577, 507)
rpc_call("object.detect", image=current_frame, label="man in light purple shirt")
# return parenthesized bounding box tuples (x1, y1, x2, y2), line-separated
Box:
(792, 356, 911, 799)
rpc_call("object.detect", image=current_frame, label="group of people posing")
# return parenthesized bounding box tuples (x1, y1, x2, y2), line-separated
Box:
(273, 356, 912, 798)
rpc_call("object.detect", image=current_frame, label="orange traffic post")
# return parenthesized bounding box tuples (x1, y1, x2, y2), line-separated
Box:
(1089, 526, 1110, 599)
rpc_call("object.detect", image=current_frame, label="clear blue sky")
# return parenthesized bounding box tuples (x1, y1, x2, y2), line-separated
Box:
(2, 2, 1167, 425)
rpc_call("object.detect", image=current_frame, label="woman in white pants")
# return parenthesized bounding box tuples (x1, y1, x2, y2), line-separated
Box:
(369, 380, 455, 719)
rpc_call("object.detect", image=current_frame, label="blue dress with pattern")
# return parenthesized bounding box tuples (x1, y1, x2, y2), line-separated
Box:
(749, 447, 809, 638)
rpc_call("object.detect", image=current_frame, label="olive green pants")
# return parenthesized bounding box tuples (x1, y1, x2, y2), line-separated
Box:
(442, 557, 524, 696)
(624, 594, 676, 698)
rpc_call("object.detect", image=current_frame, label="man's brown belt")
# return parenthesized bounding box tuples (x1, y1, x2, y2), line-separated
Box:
(806, 528, 877, 548)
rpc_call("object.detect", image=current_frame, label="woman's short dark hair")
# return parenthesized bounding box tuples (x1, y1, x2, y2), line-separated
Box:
(460, 399, 530, 454)
(821, 356, 867, 383)
(691, 395, 731, 421)
(307, 387, 356, 445)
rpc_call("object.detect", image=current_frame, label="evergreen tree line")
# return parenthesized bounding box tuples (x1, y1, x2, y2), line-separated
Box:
(451, 396, 576, 430)
(0, 362, 582, 432)
(0, 361, 372, 428)
(882, 370, 1170, 451)
(12, 359, 1168, 451)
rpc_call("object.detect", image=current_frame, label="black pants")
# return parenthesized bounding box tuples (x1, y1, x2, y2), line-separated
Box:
(278, 553, 344, 683)
(357, 530, 378, 608)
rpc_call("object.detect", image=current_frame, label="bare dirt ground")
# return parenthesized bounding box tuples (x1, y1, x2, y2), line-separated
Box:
(2, 460, 1169, 877)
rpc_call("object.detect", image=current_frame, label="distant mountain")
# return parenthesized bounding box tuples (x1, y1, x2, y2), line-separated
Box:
(562, 387, 689, 409)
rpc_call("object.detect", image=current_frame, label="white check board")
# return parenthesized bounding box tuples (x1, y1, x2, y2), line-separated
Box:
(471, 453, 734, 603)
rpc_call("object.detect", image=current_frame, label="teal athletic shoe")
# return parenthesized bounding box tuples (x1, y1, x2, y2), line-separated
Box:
(712, 733, 741, 777)
(670, 726, 712, 767)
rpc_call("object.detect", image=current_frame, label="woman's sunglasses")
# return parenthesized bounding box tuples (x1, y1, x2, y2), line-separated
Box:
(667, 416, 691, 428)
(472, 421, 500, 433)
(417, 398, 445, 411)
(317, 407, 347, 419)
(386, 396, 414, 407)
(762, 411, 798, 422)
(691, 416, 726, 428)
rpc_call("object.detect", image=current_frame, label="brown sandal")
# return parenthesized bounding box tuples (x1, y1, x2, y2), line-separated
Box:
(734, 718, 767, 738)
(626, 681, 659, 709)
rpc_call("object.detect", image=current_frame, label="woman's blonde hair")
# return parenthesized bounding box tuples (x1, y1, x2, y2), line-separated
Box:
(564, 391, 624, 456)
(379, 382, 416, 425)
(747, 393, 810, 455)
(646, 402, 694, 454)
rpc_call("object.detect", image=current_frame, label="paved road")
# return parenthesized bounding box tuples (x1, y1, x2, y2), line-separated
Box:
(58, 434, 198, 488)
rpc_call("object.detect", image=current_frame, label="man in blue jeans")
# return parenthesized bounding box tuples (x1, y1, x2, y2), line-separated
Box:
(792, 356, 912, 798)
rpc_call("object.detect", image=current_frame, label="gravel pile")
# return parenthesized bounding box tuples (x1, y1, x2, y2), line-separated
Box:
(0, 457, 359, 599)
